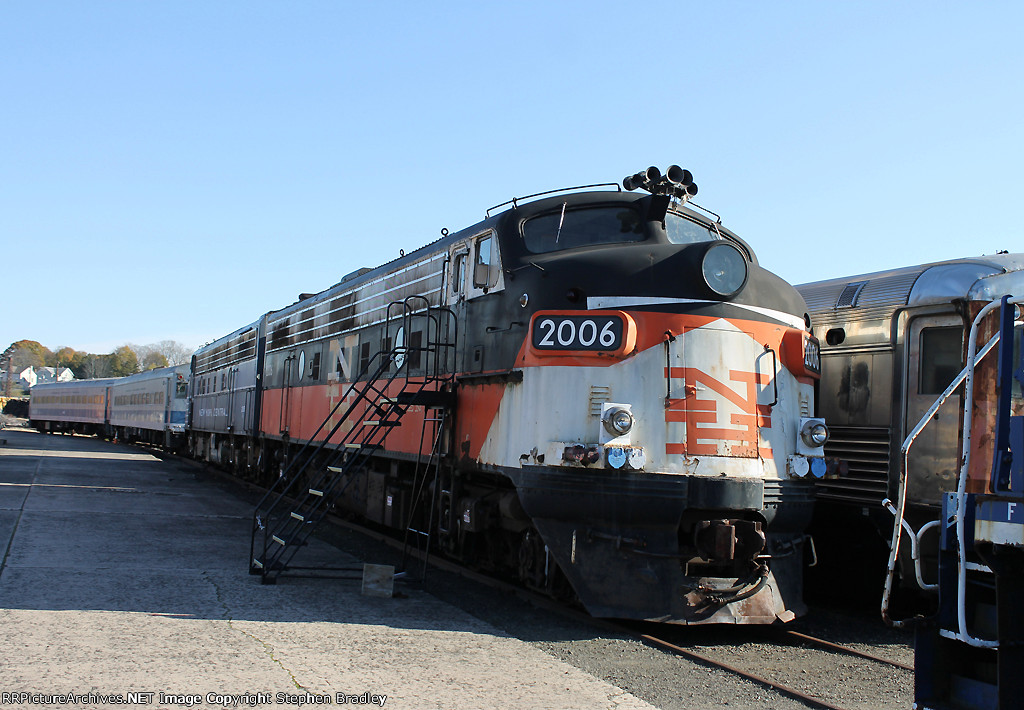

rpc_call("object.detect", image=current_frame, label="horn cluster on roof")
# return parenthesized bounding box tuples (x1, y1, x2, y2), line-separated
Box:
(622, 165, 698, 201)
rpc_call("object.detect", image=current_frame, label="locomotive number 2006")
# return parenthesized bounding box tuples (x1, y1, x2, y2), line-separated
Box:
(531, 315, 623, 351)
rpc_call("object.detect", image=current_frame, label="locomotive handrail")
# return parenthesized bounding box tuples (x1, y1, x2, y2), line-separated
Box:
(882, 295, 1022, 648)
(250, 298, 459, 581)
(385, 296, 457, 383)
(250, 347, 402, 571)
(948, 297, 1021, 648)
(762, 344, 779, 409)
(882, 307, 1000, 630)
(485, 183, 621, 217)
(881, 499, 939, 592)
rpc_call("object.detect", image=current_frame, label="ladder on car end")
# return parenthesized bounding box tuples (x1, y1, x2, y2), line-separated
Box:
(249, 298, 456, 584)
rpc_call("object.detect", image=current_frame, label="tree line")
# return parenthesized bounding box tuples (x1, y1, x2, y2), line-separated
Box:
(2, 339, 193, 388)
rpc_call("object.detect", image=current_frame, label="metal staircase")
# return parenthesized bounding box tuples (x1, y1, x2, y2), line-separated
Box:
(250, 298, 456, 584)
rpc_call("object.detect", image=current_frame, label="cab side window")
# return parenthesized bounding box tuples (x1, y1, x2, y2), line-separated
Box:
(473, 235, 494, 288)
(919, 326, 963, 395)
(449, 231, 502, 302)
(452, 252, 467, 299)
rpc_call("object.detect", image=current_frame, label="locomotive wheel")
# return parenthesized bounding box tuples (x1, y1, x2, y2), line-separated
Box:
(517, 528, 547, 590)
(516, 528, 576, 601)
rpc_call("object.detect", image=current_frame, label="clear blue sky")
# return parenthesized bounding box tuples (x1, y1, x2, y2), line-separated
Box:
(3, 2, 1021, 355)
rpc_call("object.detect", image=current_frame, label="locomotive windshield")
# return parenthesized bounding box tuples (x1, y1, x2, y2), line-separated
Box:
(523, 206, 644, 253)
(522, 206, 721, 254)
(666, 212, 722, 244)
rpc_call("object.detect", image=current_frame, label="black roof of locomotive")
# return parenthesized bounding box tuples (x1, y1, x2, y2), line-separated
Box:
(198, 185, 804, 355)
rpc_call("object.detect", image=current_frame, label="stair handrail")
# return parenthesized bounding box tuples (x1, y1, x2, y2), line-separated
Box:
(882, 295, 1021, 648)
(251, 298, 458, 579)
(250, 345, 408, 573)
(253, 348, 394, 513)
(881, 333, 999, 626)
(385, 296, 458, 386)
(263, 402, 410, 576)
(949, 296, 1020, 648)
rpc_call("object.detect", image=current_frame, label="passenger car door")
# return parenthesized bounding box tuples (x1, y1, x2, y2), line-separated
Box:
(905, 315, 964, 507)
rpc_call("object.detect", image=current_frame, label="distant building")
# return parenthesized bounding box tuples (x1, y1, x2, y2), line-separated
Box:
(18, 366, 74, 388)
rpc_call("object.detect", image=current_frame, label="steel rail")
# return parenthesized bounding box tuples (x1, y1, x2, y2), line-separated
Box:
(778, 628, 914, 672)
(626, 629, 852, 710)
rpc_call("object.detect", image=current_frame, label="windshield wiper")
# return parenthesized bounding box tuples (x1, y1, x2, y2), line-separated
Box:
(554, 201, 567, 243)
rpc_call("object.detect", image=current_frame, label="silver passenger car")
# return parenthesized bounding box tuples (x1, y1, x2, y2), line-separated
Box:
(29, 378, 118, 435)
(797, 254, 1024, 584)
(107, 364, 190, 448)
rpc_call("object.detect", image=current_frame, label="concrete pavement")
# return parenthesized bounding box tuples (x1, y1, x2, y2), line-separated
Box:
(0, 427, 655, 710)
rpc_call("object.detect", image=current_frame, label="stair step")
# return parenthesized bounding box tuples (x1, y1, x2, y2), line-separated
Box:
(362, 420, 402, 427)
(396, 390, 455, 408)
(290, 512, 305, 522)
(252, 558, 264, 569)
(342, 443, 384, 451)
(309, 488, 324, 497)
(272, 535, 287, 546)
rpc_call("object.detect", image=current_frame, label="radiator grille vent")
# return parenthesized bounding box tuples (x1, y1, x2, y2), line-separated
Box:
(814, 425, 891, 506)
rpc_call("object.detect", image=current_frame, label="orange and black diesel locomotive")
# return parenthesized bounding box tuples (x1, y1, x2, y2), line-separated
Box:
(189, 166, 829, 624)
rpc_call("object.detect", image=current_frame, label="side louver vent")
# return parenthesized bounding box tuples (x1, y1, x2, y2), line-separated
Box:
(836, 281, 868, 308)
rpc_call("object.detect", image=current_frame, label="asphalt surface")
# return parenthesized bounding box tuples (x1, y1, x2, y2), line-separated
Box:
(0, 427, 654, 710)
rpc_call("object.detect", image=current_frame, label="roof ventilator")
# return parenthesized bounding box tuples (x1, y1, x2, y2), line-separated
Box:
(836, 281, 867, 308)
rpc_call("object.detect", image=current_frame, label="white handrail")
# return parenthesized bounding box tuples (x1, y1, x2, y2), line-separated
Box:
(950, 299, 1021, 648)
(881, 331, 997, 627)
(881, 295, 1022, 649)
(882, 499, 938, 591)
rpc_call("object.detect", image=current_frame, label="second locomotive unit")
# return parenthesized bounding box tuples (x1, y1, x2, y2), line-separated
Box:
(196, 166, 828, 624)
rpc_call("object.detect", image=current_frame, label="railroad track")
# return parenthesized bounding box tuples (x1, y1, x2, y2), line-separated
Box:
(315, 513, 913, 709)
(777, 628, 913, 672)
(190, 458, 914, 709)
(622, 623, 912, 710)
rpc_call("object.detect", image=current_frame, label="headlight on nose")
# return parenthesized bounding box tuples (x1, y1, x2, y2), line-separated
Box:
(701, 243, 748, 297)
(603, 406, 634, 436)
(800, 420, 829, 448)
